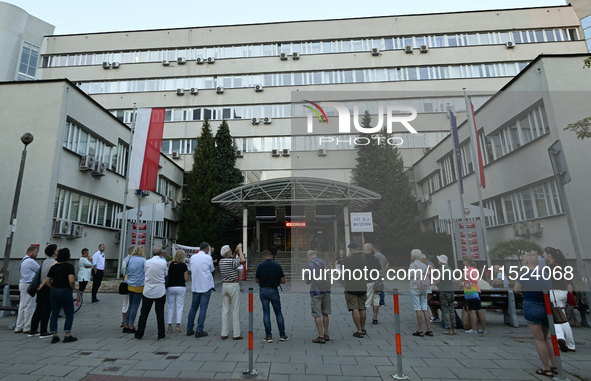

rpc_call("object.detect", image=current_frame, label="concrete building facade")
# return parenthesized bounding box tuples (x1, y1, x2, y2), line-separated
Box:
(413, 54, 591, 267)
(0, 80, 183, 282)
(0, 2, 54, 81)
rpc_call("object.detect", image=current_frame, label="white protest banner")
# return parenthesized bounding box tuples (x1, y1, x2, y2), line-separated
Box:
(350, 212, 374, 232)
(172, 243, 200, 266)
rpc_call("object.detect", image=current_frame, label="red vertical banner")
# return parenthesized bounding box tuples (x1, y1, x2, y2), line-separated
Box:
(139, 108, 165, 191)
(470, 101, 486, 189)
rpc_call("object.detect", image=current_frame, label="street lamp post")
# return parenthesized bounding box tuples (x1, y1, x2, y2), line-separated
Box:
(0, 133, 34, 286)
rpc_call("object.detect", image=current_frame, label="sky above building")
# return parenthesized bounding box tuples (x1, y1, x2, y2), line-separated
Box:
(9, 0, 566, 35)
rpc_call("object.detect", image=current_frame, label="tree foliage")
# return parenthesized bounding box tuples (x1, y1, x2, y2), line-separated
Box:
(214, 120, 244, 248)
(414, 230, 454, 265)
(489, 238, 542, 260)
(564, 117, 591, 140)
(351, 110, 420, 261)
(177, 120, 219, 246)
(563, 57, 591, 140)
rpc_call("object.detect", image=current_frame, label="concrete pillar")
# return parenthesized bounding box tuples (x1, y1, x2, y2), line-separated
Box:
(256, 220, 260, 253)
(343, 206, 351, 254)
(243, 208, 248, 261)
(333, 219, 338, 253)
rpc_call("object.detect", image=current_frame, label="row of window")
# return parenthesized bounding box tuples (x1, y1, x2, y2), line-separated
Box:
(583, 15, 591, 51)
(79, 62, 528, 95)
(42, 28, 578, 68)
(160, 131, 450, 155)
(428, 179, 564, 234)
(422, 171, 442, 195)
(156, 177, 178, 200)
(17, 42, 39, 81)
(63, 121, 129, 177)
(484, 105, 549, 163)
(113, 96, 492, 124)
(53, 187, 123, 229)
(422, 103, 550, 193)
(484, 179, 564, 227)
(152, 220, 174, 239)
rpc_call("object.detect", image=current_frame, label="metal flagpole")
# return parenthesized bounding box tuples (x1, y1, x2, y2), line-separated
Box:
(447, 106, 471, 262)
(116, 104, 137, 279)
(463, 89, 492, 268)
(136, 192, 142, 247)
(447, 200, 459, 270)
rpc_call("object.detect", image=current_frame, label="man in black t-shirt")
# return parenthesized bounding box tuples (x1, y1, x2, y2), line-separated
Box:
(342, 242, 368, 337)
(255, 250, 287, 343)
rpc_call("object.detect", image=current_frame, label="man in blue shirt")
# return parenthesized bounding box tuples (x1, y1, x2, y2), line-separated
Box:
(255, 250, 288, 343)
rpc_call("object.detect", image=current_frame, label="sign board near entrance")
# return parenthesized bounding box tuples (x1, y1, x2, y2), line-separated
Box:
(286, 222, 306, 227)
(350, 212, 373, 232)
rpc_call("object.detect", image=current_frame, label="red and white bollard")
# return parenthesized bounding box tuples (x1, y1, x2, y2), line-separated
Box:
(392, 289, 409, 380)
(243, 287, 258, 377)
(542, 289, 569, 381)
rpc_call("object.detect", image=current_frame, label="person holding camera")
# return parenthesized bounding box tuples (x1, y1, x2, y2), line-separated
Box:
(219, 244, 245, 340)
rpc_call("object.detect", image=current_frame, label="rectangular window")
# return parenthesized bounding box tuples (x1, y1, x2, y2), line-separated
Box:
(519, 115, 533, 144)
(533, 185, 549, 217)
(504, 196, 515, 223)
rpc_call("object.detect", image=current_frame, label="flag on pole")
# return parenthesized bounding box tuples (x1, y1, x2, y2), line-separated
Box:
(128, 108, 165, 191)
(448, 109, 464, 194)
(469, 101, 486, 189)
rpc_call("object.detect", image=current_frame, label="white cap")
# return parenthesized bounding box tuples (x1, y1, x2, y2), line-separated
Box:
(436, 254, 448, 264)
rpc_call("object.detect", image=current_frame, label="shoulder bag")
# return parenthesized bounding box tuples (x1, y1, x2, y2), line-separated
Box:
(551, 291, 567, 324)
(27, 265, 42, 297)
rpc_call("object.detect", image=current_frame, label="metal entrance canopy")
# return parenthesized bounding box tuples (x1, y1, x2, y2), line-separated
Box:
(211, 177, 381, 217)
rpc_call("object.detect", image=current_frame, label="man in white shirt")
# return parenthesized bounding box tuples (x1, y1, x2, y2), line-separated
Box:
(91, 244, 106, 303)
(15, 245, 39, 333)
(186, 242, 215, 338)
(135, 247, 168, 340)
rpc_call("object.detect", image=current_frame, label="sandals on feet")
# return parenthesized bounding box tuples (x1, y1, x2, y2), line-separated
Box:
(425, 331, 434, 337)
(353, 332, 364, 338)
(442, 330, 454, 335)
(324, 334, 330, 341)
(412, 331, 424, 337)
(372, 319, 378, 324)
(312, 336, 326, 344)
(361, 329, 367, 335)
(550, 367, 558, 375)
(535, 369, 554, 377)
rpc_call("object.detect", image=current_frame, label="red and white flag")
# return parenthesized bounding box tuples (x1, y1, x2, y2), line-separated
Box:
(469, 101, 486, 189)
(128, 108, 165, 191)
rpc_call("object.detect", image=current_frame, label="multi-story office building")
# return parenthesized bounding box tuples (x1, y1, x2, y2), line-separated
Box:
(413, 54, 591, 266)
(0, 79, 183, 282)
(0, 2, 54, 81)
(36, 5, 588, 256)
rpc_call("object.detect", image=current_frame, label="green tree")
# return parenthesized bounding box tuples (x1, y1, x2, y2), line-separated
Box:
(563, 56, 591, 140)
(414, 230, 454, 265)
(214, 120, 244, 248)
(177, 120, 219, 246)
(489, 238, 542, 260)
(351, 110, 420, 262)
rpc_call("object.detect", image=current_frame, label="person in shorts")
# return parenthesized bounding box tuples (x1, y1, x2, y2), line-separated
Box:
(463, 256, 488, 334)
(409, 249, 432, 337)
(514, 251, 557, 378)
(305, 250, 331, 343)
(342, 242, 367, 338)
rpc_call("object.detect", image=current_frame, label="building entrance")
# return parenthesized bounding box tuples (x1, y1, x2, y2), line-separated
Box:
(265, 224, 333, 252)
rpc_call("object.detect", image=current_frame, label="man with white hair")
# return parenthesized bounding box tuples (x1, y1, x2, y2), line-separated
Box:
(219, 244, 245, 340)
(135, 247, 168, 341)
(409, 249, 433, 336)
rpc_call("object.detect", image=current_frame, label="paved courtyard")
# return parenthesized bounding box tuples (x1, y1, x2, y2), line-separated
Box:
(1, 279, 590, 381)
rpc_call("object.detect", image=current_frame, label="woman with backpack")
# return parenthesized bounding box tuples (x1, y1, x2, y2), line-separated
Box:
(409, 249, 433, 337)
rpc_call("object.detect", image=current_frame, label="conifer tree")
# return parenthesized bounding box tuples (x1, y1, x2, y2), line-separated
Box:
(177, 120, 219, 245)
(214, 120, 244, 248)
(351, 110, 419, 261)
